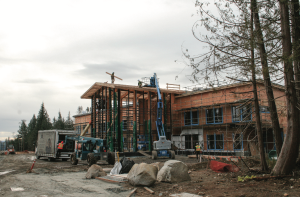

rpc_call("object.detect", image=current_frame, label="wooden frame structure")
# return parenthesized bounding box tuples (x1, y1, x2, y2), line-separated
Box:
(81, 82, 184, 152)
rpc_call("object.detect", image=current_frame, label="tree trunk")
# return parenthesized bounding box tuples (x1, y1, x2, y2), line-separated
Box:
(291, 0, 300, 165)
(250, 1, 269, 171)
(252, 0, 283, 156)
(272, 0, 300, 175)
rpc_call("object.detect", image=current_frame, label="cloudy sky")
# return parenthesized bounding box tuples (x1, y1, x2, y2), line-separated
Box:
(0, 0, 205, 141)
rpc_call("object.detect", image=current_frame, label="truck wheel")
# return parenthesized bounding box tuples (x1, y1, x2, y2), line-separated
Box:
(152, 151, 157, 160)
(48, 157, 55, 162)
(71, 153, 78, 165)
(87, 153, 96, 166)
(36, 155, 40, 159)
(171, 151, 175, 159)
(62, 158, 68, 161)
(107, 152, 115, 165)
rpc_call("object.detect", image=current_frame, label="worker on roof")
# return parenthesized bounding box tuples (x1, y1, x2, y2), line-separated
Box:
(58, 141, 64, 150)
(195, 143, 202, 163)
(138, 80, 142, 88)
(111, 72, 115, 84)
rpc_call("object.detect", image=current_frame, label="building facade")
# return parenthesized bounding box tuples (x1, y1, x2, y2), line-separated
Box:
(74, 80, 287, 156)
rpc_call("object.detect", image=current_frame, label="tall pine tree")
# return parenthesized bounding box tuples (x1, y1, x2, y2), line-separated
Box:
(54, 111, 65, 129)
(33, 103, 52, 145)
(65, 111, 74, 130)
(17, 120, 28, 151)
(27, 114, 37, 151)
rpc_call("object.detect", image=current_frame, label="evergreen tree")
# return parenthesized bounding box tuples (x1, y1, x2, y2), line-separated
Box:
(54, 111, 65, 129)
(34, 103, 52, 145)
(64, 111, 74, 130)
(27, 114, 37, 151)
(52, 117, 56, 128)
(17, 120, 28, 151)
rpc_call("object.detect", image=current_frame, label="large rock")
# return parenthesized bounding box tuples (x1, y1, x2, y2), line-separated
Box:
(127, 163, 158, 186)
(151, 162, 164, 171)
(157, 160, 191, 183)
(86, 164, 106, 179)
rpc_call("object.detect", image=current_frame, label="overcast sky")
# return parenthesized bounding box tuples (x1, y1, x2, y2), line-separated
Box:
(0, 0, 205, 141)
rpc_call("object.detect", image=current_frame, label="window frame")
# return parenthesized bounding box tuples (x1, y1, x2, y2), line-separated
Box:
(206, 107, 223, 124)
(206, 133, 224, 150)
(232, 133, 243, 150)
(232, 105, 252, 123)
(184, 110, 199, 126)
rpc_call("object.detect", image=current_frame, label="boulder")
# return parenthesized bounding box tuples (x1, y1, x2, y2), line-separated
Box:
(157, 160, 191, 183)
(86, 164, 104, 179)
(127, 163, 158, 186)
(151, 162, 164, 171)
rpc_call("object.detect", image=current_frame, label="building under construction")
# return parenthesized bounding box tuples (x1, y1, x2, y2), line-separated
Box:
(74, 78, 287, 157)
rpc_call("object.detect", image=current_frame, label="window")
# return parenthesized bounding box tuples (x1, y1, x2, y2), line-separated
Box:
(123, 120, 128, 130)
(83, 125, 88, 133)
(260, 106, 270, 113)
(206, 108, 223, 124)
(184, 110, 198, 125)
(207, 134, 224, 150)
(232, 104, 252, 122)
(76, 125, 81, 134)
(233, 134, 243, 150)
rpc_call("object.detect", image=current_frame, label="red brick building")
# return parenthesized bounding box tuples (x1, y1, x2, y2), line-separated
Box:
(74, 80, 286, 156)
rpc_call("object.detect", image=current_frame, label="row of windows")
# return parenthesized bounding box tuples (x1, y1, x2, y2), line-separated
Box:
(184, 105, 269, 126)
(207, 133, 243, 150)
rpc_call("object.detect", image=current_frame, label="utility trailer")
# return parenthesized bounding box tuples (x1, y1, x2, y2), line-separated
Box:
(35, 130, 77, 161)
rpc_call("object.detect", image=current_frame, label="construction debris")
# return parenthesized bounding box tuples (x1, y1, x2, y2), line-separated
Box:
(157, 160, 191, 183)
(144, 187, 155, 194)
(126, 188, 137, 197)
(119, 156, 135, 174)
(209, 160, 239, 173)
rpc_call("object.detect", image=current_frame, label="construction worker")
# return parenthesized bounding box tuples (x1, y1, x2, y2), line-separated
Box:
(111, 72, 115, 84)
(138, 80, 142, 88)
(195, 143, 202, 163)
(58, 141, 64, 150)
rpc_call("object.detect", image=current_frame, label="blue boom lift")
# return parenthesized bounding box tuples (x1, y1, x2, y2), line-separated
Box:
(143, 73, 175, 160)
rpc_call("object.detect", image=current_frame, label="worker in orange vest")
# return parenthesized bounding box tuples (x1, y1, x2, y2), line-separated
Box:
(58, 141, 64, 150)
(195, 143, 202, 163)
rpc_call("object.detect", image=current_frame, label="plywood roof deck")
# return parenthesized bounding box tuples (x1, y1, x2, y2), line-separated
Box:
(81, 82, 186, 99)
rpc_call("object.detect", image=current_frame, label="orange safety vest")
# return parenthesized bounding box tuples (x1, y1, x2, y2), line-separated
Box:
(58, 142, 63, 149)
(195, 145, 201, 151)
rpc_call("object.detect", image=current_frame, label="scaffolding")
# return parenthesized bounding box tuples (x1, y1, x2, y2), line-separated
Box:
(75, 81, 287, 156)
(76, 83, 182, 153)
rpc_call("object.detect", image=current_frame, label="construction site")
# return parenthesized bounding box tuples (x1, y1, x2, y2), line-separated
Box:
(1, 74, 299, 197)
(74, 76, 287, 159)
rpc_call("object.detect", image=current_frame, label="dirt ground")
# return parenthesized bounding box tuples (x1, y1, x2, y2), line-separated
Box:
(1, 153, 300, 197)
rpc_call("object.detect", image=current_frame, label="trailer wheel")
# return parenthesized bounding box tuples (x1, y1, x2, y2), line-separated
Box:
(152, 151, 157, 160)
(48, 157, 55, 162)
(171, 151, 175, 159)
(107, 152, 115, 165)
(71, 153, 78, 165)
(87, 153, 96, 166)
